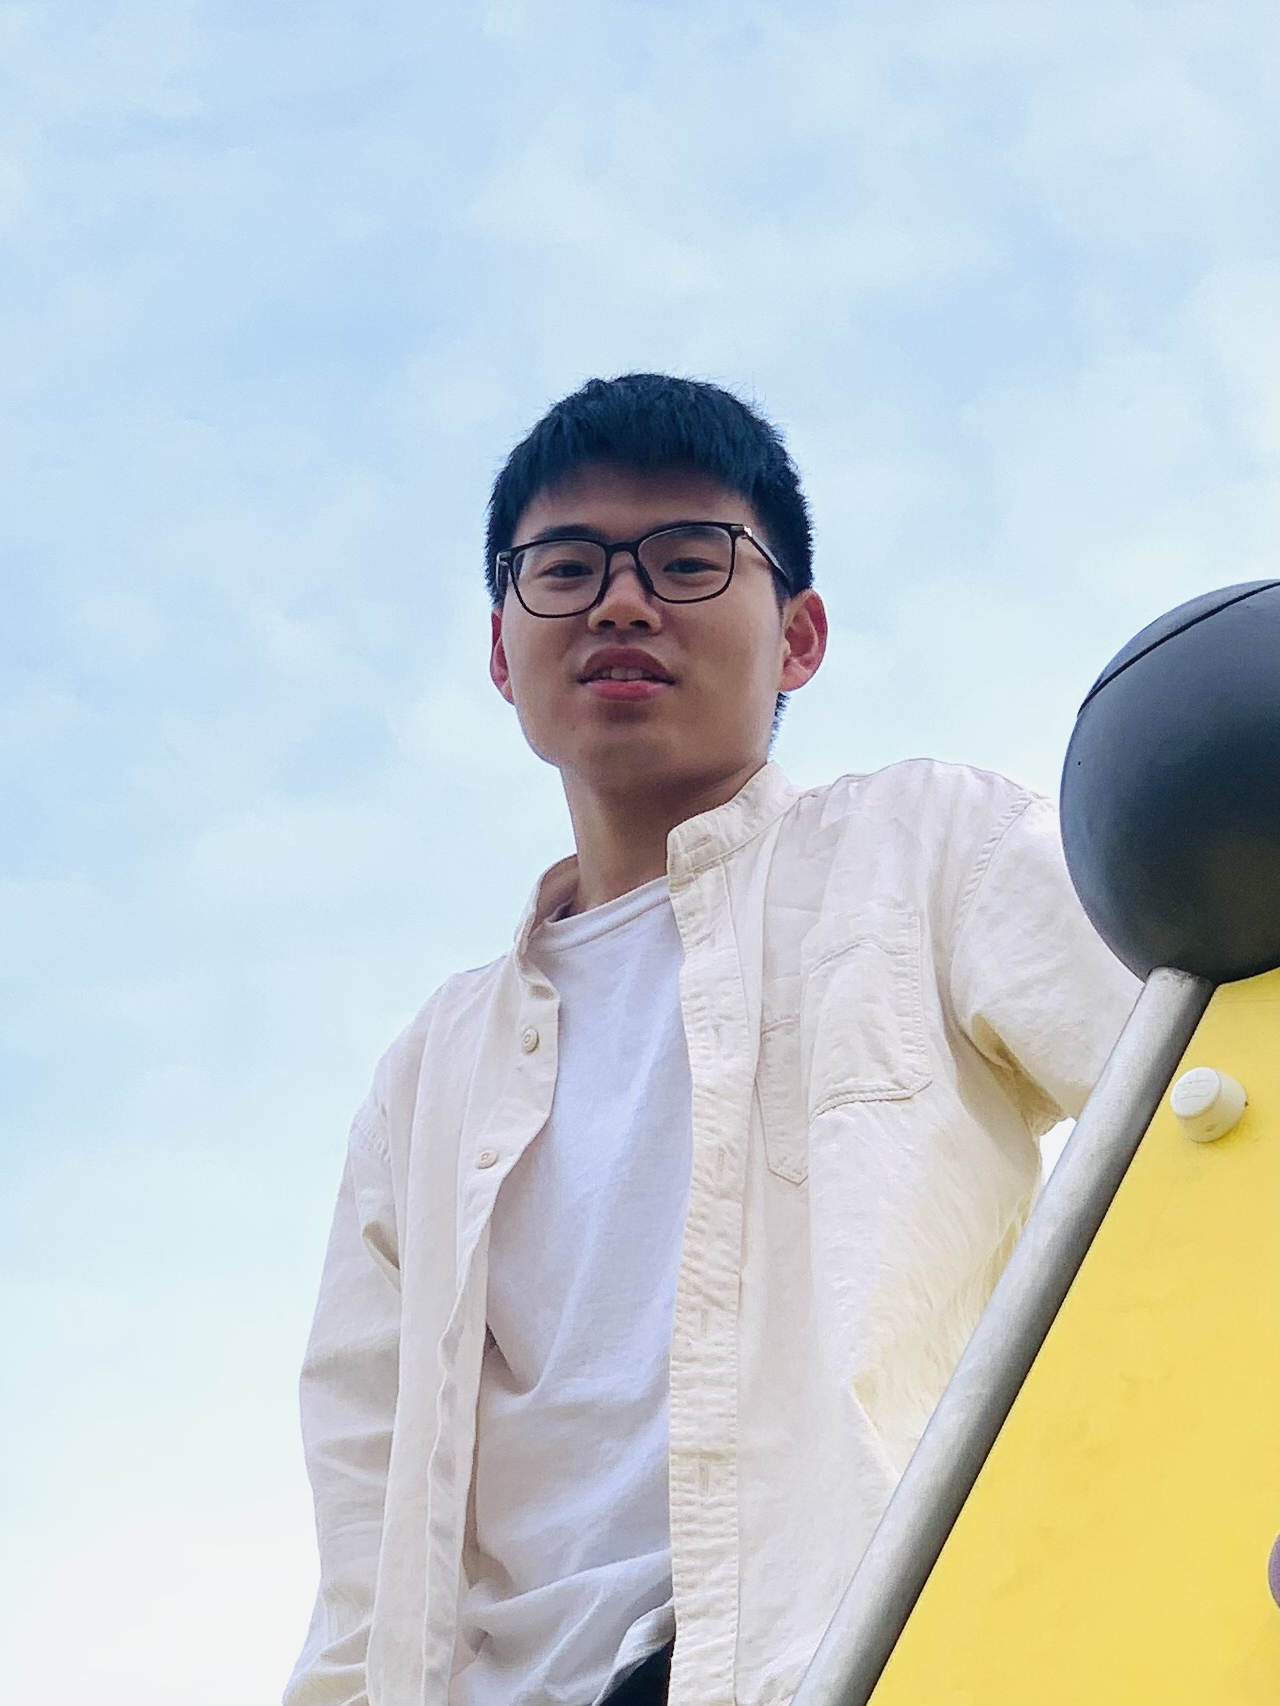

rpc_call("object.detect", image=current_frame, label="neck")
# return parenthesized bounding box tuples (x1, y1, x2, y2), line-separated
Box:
(560, 759, 765, 914)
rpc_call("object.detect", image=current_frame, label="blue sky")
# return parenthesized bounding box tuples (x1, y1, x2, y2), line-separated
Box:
(1, 2, 1276, 1699)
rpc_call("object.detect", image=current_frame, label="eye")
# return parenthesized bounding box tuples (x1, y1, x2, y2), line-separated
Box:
(516, 541, 604, 584)
(535, 557, 596, 581)
(661, 555, 721, 577)
(641, 526, 734, 584)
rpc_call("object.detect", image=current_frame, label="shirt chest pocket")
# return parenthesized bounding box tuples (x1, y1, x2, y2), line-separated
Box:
(754, 906, 931, 1184)
(801, 905, 932, 1116)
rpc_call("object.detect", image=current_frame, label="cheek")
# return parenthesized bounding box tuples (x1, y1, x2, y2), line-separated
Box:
(503, 623, 571, 723)
(698, 608, 784, 698)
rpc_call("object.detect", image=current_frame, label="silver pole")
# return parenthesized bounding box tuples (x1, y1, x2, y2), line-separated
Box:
(791, 965, 1214, 1706)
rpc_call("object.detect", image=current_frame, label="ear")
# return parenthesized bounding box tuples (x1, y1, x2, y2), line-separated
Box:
(490, 607, 516, 705)
(778, 589, 828, 691)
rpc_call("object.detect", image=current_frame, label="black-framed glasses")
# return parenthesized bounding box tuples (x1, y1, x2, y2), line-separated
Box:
(495, 522, 791, 619)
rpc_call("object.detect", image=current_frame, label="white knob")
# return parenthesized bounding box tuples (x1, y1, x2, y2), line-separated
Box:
(1170, 1067, 1247, 1143)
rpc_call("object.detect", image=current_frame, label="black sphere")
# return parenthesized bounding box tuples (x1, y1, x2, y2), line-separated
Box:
(1060, 580, 1280, 983)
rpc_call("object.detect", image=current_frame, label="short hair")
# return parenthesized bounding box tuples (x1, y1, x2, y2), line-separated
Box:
(485, 373, 814, 604)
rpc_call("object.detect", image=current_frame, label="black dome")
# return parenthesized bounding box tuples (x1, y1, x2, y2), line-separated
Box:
(1060, 580, 1280, 983)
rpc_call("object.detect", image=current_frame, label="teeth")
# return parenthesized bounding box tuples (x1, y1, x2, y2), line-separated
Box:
(595, 667, 660, 681)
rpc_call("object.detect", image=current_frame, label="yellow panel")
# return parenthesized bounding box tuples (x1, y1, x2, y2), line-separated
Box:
(870, 967, 1280, 1706)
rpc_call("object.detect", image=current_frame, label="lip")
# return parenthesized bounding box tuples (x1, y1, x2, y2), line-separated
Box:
(577, 645, 676, 702)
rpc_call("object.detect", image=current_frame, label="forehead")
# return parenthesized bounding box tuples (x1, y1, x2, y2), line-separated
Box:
(512, 462, 759, 543)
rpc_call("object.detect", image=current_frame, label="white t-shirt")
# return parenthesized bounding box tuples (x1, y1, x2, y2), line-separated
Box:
(453, 877, 692, 1706)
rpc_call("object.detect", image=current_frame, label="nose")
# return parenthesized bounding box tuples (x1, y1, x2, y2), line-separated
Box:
(587, 551, 663, 631)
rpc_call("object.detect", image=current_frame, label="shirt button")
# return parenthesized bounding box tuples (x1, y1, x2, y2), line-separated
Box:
(476, 1148, 498, 1169)
(520, 1026, 540, 1054)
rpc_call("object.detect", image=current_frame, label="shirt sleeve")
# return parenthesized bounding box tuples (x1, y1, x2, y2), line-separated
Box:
(283, 1097, 401, 1706)
(949, 793, 1142, 1133)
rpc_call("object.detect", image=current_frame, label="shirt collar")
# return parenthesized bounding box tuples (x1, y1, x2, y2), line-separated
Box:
(511, 762, 799, 962)
(666, 760, 799, 883)
(513, 856, 580, 964)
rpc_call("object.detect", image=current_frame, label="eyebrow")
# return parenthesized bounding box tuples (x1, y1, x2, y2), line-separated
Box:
(514, 520, 741, 548)
(518, 524, 612, 546)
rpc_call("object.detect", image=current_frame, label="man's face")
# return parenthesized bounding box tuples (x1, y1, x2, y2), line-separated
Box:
(490, 462, 827, 800)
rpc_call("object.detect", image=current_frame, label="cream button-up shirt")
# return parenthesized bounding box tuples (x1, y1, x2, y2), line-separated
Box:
(285, 760, 1139, 1706)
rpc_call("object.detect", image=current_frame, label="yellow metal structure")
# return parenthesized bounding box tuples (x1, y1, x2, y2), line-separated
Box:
(869, 968, 1280, 1706)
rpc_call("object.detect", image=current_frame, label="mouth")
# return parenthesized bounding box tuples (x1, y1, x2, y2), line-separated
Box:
(578, 650, 676, 700)
(582, 665, 673, 682)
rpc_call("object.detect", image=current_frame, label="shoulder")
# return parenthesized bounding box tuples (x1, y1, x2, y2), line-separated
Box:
(780, 757, 1043, 868)
(757, 759, 1057, 952)
(807, 756, 1038, 823)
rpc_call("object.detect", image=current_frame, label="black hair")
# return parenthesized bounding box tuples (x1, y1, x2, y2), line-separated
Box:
(484, 372, 814, 604)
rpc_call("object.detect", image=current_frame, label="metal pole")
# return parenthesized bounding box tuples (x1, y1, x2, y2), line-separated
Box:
(791, 965, 1215, 1706)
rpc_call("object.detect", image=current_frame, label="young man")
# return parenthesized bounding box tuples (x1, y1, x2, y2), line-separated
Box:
(285, 374, 1138, 1706)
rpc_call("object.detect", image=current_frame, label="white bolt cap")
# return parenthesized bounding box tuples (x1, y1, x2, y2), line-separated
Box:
(1170, 1067, 1247, 1143)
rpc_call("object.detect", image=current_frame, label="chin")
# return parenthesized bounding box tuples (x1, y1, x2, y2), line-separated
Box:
(590, 733, 683, 784)
(552, 725, 688, 789)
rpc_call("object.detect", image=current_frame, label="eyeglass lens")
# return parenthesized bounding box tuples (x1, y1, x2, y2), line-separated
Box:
(512, 525, 735, 615)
